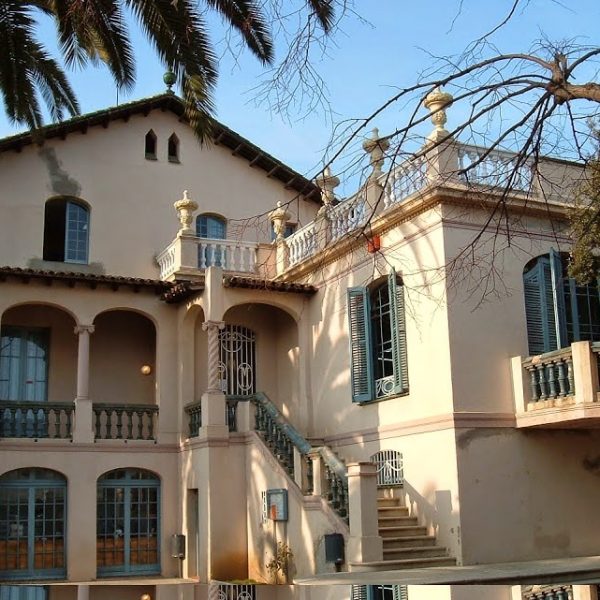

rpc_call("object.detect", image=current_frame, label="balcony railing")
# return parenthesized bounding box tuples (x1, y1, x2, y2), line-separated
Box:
(157, 236, 260, 280)
(0, 401, 74, 439)
(93, 403, 158, 440)
(522, 584, 573, 600)
(512, 341, 600, 427)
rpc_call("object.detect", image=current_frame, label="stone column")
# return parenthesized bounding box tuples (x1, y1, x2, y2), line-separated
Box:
(73, 324, 95, 443)
(199, 320, 227, 436)
(346, 462, 383, 565)
(76, 586, 90, 600)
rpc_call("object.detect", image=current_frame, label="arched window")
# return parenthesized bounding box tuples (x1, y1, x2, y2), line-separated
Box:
(167, 133, 179, 162)
(347, 270, 408, 402)
(0, 468, 66, 580)
(144, 130, 157, 159)
(43, 198, 89, 264)
(523, 250, 600, 354)
(97, 469, 160, 576)
(197, 214, 227, 268)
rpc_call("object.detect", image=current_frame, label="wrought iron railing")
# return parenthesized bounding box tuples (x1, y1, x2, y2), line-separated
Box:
(185, 401, 202, 437)
(318, 445, 349, 522)
(93, 404, 158, 440)
(522, 347, 575, 403)
(0, 401, 74, 439)
(252, 392, 313, 494)
(208, 582, 256, 600)
(522, 584, 573, 600)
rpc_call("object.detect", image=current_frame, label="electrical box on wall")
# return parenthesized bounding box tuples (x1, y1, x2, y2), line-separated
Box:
(170, 534, 186, 559)
(324, 533, 345, 564)
(266, 488, 288, 521)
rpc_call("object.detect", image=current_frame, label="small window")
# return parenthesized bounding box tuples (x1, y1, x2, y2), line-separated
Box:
(351, 585, 408, 600)
(168, 133, 180, 163)
(145, 130, 157, 160)
(43, 198, 89, 264)
(347, 270, 408, 403)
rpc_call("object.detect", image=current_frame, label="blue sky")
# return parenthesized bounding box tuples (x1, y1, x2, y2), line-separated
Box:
(2, 0, 599, 191)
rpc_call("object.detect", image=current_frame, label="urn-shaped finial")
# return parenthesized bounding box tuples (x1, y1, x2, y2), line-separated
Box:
(424, 87, 454, 140)
(315, 166, 340, 206)
(269, 201, 291, 242)
(174, 190, 198, 235)
(362, 128, 390, 180)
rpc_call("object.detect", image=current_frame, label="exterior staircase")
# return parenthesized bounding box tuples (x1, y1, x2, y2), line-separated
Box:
(352, 491, 456, 571)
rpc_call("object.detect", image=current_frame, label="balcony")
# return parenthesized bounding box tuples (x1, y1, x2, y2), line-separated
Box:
(511, 341, 600, 428)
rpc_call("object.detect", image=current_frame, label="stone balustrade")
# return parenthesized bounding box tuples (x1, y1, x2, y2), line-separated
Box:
(286, 221, 318, 267)
(157, 235, 259, 281)
(512, 341, 600, 427)
(0, 401, 74, 439)
(92, 403, 158, 441)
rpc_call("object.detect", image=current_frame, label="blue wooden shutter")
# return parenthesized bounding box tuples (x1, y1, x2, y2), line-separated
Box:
(388, 271, 408, 393)
(523, 256, 558, 354)
(347, 287, 374, 402)
(549, 248, 568, 347)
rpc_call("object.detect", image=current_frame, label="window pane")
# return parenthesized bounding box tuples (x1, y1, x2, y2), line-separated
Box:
(65, 202, 89, 264)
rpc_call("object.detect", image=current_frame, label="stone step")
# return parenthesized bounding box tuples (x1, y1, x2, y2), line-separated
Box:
(377, 497, 402, 506)
(383, 546, 449, 560)
(377, 506, 410, 517)
(378, 516, 419, 527)
(350, 556, 457, 572)
(382, 535, 439, 549)
(379, 525, 428, 538)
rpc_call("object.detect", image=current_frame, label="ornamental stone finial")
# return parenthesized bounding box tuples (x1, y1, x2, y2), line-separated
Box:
(362, 128, 390, 181)
(174, 189, 198, 235)
(424, 87, 453, 141)
(315, 166, 340, 207)
(269, 201, 291, 242)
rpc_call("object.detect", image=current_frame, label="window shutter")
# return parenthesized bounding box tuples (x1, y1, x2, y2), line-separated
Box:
(351, 586, 368, 600)
(393, 585, 408, 600)
(387, 270, 408, 393)
(523, 256, 558, 354)
(347, 287, 374, 402)
(549, 248, 568, 348)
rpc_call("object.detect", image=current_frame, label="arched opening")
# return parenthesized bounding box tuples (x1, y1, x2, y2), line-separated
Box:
(167, 133, 179, 163)
(97, 468, 160, 576)
(0, 468, 67, 580)
(144, 130, 157, 160)
(43, 197, 89, 264)
(220, 303, 299, 424)
(0, 304, 77, 438)
(523, 250, 600, 354)
(91, 310, 157, 440)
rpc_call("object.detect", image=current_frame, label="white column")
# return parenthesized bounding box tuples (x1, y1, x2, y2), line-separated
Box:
(76, 585, 90, 600)
(199, 320, 227, 436)
(73, 324, 95, 443)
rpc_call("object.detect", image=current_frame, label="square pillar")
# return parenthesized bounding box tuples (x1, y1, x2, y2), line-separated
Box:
(572, 341, 598, 404)
(346, 462, 383, 564)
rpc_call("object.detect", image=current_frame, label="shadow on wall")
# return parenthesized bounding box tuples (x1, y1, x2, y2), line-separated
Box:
(38, 147, 82, 197)
(403, 480, 454, 542)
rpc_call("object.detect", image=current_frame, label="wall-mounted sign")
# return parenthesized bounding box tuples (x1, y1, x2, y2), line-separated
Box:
(266, 488, 288, 521)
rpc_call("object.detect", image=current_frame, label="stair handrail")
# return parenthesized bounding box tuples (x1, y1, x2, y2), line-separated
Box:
(252, 392, 312, 455)
(317, 445, 348, 481)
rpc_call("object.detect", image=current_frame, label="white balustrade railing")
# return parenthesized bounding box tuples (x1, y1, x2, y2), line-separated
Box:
(382, 156, 427, 209)
(197, 238, 258, 273)
(330, 192, 368, 241)
(286, 221, 318, 266)
(458, 144, 532, 191)
(156, 242, 177, 279)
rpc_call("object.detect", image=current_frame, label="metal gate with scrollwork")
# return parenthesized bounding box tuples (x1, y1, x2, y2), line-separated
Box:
(218, 325, 256, 396)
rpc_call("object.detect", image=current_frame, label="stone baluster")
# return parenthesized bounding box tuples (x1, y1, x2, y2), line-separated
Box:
(73, 324, 95, 443)
(269, 202, 292, 275)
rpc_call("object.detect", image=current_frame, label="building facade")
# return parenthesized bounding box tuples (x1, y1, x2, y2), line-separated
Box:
(0, 90, 599, 600)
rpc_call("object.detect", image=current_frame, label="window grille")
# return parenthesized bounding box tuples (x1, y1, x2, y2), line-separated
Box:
(370, 450, 403, 487)
(218, 325, 256, 396)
